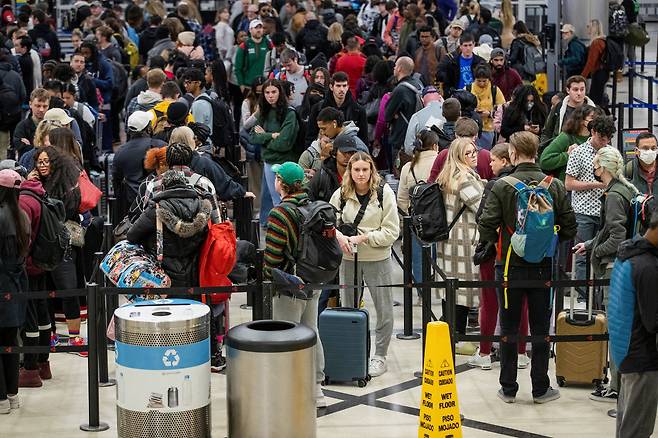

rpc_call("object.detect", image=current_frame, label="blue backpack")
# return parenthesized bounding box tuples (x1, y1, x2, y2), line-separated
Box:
(501, 176, 559, 306)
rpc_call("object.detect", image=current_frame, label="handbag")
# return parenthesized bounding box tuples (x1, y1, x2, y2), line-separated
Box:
(78, 170, 102, 213)
(113, 215, 132, 242)
(100, 204, 171, 288)
(65, 220, 86, 247)
(198, 220, 237, 303)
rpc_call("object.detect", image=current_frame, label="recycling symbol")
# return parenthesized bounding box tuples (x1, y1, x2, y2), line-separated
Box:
(162, 349, 180, 367)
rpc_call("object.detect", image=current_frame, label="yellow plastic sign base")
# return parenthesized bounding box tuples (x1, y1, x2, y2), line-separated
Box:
(418, 322, 462, 438)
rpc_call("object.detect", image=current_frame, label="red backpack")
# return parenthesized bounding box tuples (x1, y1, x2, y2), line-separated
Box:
(199, 221, 237, 304)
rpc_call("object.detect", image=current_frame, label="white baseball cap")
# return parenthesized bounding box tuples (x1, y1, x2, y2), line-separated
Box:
(127, 111, 155, 132)
(249, 19, 263, 30)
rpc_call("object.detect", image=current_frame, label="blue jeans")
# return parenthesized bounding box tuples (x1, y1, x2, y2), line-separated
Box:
(260, 162, 281, 225)
(574, 213, 600, 296)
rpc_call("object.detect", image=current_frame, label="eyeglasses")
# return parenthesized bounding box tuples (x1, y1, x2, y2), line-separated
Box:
(36, 159, 50, 167)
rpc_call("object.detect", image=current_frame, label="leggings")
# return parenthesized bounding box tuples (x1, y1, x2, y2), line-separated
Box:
(0, 327, 20, 400)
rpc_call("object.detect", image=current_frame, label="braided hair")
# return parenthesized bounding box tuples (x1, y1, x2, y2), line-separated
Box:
(595, 146, 640, 195)
(165, 142, 194, 167)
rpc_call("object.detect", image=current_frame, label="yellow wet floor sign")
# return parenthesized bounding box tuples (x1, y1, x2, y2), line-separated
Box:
(418, 322, 462, 438)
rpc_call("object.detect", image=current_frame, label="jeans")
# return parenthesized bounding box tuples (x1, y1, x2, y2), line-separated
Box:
(574, 213, 600, 297)
(617, 371, 658, 438)
(260, 162, 280, 225)
(498, 265, 552, 398)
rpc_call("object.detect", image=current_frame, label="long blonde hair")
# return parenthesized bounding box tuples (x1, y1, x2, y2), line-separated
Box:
(34, 119, 63, 148)
(588, 19, 604, 40)
(340, 152, 382, 200)
(436, 137, 477, 193)
(595, 146, 640, 194)
(327, 23, 343, 42)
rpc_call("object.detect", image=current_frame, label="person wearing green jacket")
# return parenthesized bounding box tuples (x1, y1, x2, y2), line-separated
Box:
(250, 79, 299, 218)
(540, 105, 598, 181)
(234, 19, 271, 91)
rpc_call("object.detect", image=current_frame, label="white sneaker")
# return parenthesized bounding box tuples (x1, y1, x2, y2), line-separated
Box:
(7, 394, 19, 409)
(467, 350, 492, 370)
(369, 355, 387, 377)
(315, 385, 327, 409)
(0, 399, 9, 414)
(517, 353, 531, 369)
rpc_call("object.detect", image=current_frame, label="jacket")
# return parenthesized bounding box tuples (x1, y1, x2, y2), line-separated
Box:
(581, 37, 606, 78)
(13, 115, 37, 157)
(77, 72, 100, 111)
(127, 186, 211, 287)
(306, 156, 340, 202)
(264, 191, 307, 279)
(295, 20, 328, 62)
(509, 34, 541, 82)
(335, 52, 367, 98)
(384, 74, 423, 148)
(124, 90, 162, 130)
(585, 179, 636, 277)
(329, 183, 400, 262)
(561, 37, 587, 78)
(403, 101, 446, 155)
(491, 66, 523, 101)
(0, 63, 26, 106)
(234, 37, 271, 87)
(609, 236, 658, 374)
(190, 152, 246, 200)
(123, 78, 148, 112)
(540, 96, 596, 146)
(18, 179, 45, 276)
(87, 54, 114, 106)
(478, 162, 577, 267)
(539, 132, 589, 182)
(625, 158, 658, 195)
(113, 136, 167, 205)
(147, 38, 176, 59)
(250, 108, 299, 164)
(306, 91, 369, 146)
(438, 50, 486, 97)
(397, 149, 439, 213)
(475, 165, 515, 222)
(28, 23, 61, 61)
(0, 203, 28, 327)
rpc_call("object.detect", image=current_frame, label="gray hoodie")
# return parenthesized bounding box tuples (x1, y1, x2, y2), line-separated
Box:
(335, 121, 369, 152)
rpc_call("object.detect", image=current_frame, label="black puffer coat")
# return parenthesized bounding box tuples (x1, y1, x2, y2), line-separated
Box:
(127, 186, 211, 287)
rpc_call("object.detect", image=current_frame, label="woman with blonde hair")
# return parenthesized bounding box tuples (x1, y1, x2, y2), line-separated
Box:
(574, 146, 639, 401)
(18, 120, 62, 172)
(329, 151, 399, 377)
(581, 19, 608, 108)
(436, 137, 484, 353)
(169, 126, 196, 149)
(145, 0, 167, 18)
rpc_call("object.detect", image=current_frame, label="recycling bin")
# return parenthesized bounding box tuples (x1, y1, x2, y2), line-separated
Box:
(226, 320, 317, 438)
(114, 298, 211, 438)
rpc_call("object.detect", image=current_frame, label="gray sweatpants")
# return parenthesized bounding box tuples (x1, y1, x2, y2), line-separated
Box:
(616, 371, 658, 438)
(272, 292, 325, 385)
(340, 257, 394, 357)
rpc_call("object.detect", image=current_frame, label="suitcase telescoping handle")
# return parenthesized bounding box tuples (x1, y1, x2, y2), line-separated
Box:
(570, 250, 593, 322)
(353, 242, 359, 309)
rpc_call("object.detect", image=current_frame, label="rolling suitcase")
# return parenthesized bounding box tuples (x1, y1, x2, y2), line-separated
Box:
(555, 259, 607, 387)
(319, 243, 371, 387)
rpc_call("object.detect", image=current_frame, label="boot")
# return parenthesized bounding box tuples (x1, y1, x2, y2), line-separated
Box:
(18, 368, 42, 388)
(38, 362, 52, 380)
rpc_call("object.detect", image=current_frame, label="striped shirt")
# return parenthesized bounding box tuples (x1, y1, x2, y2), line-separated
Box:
(264, 192, 307, 280)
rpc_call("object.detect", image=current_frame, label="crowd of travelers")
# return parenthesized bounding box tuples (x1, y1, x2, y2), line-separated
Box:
(0, 0, 654, 436)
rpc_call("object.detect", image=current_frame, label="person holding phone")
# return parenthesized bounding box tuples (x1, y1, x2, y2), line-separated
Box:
(500, 85, 547, 142)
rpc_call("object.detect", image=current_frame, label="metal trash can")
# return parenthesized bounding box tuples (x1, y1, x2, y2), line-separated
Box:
(114, 298, 211, 438)
(227, 320, 317, 438)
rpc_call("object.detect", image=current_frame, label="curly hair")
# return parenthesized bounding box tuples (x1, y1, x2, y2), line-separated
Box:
(35, 146, 81, 213)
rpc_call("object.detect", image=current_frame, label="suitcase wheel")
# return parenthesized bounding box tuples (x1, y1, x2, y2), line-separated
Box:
(557, 376, 566, 387)
(357, 379, 367, 388)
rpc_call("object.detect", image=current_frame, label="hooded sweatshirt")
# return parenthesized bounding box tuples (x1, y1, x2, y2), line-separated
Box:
(18, 179, 46, 276)
(334, 121, 369, 152)
(609, 235, 658, 374)
(125, 89, 162, 129)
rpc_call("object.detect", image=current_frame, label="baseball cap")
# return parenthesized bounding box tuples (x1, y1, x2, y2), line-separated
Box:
(334, 134, 368, 154)
(128, 111, 155, 132)
(0, 160, 27, 178)
(43, 108, 74, 125)
(272, 162, 304, 184)
(561, 24, 575, 33)
(177, 31, 195, 46)
(449, 20, 464, 30)
(490, 48, 505, 59)
(0, 169, 22, 189)
(249, 19, 263, 30)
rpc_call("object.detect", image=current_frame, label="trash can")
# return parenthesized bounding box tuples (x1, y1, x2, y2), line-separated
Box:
(226, 320, 317, 438)
(114, 298, 211, 438)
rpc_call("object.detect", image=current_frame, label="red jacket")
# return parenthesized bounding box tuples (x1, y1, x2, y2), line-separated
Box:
(19, 179, 45, 276)
(335, 52, 367, 98)
(428, 147, 494, 182)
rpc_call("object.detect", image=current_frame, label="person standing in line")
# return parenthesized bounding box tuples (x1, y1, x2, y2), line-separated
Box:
(625, 132, 658, 197)
(580, 19, 609, 109)
(559, 24, 587, 80)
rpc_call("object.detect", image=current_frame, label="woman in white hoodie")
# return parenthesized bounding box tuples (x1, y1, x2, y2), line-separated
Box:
(330, 151, 399, 377)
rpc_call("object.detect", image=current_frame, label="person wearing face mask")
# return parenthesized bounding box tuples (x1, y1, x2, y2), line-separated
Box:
(574, 146, 640, 404)
(625, 133, 658, 198)
(501, 85, 548, 142)
(478, 131, 576, 404)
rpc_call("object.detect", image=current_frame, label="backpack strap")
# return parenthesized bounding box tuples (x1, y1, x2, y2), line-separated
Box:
(501, 175, 527, 192)
(410, 167, 418, 184)
(155, 203, 164, 264)
(538, 175, 554, 190)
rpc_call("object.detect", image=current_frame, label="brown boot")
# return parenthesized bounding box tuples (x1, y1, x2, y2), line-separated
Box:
(38, 362, 52, 380)
(18, 368, 42, 388)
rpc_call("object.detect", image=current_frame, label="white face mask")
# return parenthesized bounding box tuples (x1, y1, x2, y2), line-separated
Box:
(639, 149, 657, 165)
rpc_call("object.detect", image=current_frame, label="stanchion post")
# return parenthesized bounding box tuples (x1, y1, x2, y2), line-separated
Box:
(398, 216, 420, 340)
(420, 245, 431, 362)
(629, 68, 635, 128)
(445, 278, 458, 361)
(617, 102, 625, 155)
(611, 76, 618, 118)
(94, 252, 115, 387)
(641, 22, 646, 73)
(248, 249, 264, 314)
(649, 77, 654, 128)
(104, 198, 118, 329)
(80, 280, 110, 432)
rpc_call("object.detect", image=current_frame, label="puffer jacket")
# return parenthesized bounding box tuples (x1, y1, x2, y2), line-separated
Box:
(585, 179, 636, 278)
(329, 182, 400, 262)
(0, 204, 28, 327)
(127, 186, 211, 287)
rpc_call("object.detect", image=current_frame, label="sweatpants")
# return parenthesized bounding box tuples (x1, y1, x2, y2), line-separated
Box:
(616, 371, 658, 438)
(272, 292, 325, 384)
(0, 327, 20, 400)
(340, 258, 394, 358)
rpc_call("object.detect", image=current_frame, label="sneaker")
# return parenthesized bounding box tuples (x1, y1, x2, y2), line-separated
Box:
(497, 389, 515, 404)
(69, 337, 88, 357)
(316, 385, 327, 409)
(534, 387, 561, 404)
(368, 355, 387, 377)
(210, 351, 227, 373)
(455, 341, 477, 356)
(0, 399, 9, 414)
(18, 368, 42, 388)
(38, 362, 52, 380)
(589, 387, 618, 403)
(467, 350, 492, 370)
(7, 394, 19, 409)
(517, 353, 531, 369)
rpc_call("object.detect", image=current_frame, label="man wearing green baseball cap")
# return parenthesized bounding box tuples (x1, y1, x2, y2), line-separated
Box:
(265, 161, 328, 408)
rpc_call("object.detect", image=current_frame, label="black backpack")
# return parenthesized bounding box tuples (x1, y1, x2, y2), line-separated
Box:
(408, 168, 466, 242)
(603, 38, 625, 72)
(197, 95, 236, 151)
(108, 59, 128, 105)
(0, 74, 22, 130)
(21, 190, 70, 271)
(282, 198, 343, 284)
(289, 106, 307, 161)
